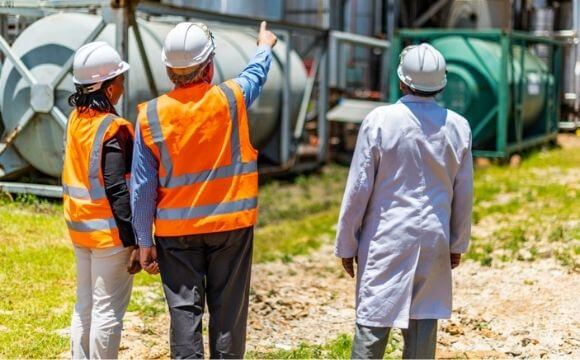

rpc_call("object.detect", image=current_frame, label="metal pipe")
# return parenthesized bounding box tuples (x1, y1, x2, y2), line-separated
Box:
(0, 35, 37, 86)
(281, 31, 292, 165)
(385, 0, 398, 100)
(0, 108, 34, 157)
(0, 181, 63, 198)
(412, 0, 449, 28)
(329, 32, 338, 87)
(131, 16, 158, 98)
(4, 0, 109, 7)
(294, 47, 321, 139)
(388, 34, 402, 102)
(386, 0, 398, 43)
(50, 106, 69, 130)
(497, 34, 510, 156)
(317, 46, 329, 163)
(574, 0, 580, 112)
(114, 4, 130, 117)
(379, 46, 390, 101)
(330, 31, 390, 49)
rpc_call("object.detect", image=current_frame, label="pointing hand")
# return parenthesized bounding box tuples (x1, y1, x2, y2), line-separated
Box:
(257, 21, 277, 48)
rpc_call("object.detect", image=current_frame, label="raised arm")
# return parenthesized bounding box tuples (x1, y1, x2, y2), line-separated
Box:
(233, 21, 277, 108)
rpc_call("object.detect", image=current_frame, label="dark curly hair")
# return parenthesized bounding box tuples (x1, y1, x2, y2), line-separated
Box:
(68, 77, 119, 115)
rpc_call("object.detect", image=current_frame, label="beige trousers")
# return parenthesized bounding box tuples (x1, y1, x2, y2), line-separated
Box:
(70, 245, 133, 359)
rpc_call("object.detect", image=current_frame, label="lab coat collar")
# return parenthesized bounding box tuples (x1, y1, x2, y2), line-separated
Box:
(400, 94, 436, 103)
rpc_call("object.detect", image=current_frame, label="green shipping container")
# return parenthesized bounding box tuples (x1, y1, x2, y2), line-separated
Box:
(389, 30, 562, 158)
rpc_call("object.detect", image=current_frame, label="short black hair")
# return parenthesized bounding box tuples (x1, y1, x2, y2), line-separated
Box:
(400, 81, 443, 98)
(68, 77, 118, 115)
(410, 87, 443, 97)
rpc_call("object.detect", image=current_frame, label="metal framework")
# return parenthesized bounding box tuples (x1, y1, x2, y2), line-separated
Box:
(329, 30, 391, 100)
(0, 0, 391, 196)
(390, 29, 562, 159)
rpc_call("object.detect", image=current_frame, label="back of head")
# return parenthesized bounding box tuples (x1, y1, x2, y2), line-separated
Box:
(163, 22, 216, 88)
(397, 43, 447, 96)
(69, 41, 130, 114)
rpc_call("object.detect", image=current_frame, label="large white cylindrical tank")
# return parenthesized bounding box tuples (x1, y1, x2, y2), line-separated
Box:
(0, 13, 307, 177)
(161, 0, 283, 20)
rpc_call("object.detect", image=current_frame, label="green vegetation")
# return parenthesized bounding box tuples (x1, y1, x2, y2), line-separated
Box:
(1, 145, 578, 357)
(0, 196, 164, 357)
(0, 198, 72, 357)
(247, 332, 403, 359)
(467, 147, 580, 269)
(0, 166, 348, 358)
(255, 166, 347, 262)
(247, 334, 353, 359)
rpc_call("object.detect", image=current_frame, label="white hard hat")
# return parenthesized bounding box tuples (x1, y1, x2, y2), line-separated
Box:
(72, 41, 130, 93)
(162, 22, 216, 69)
(397, 43, 447, 92)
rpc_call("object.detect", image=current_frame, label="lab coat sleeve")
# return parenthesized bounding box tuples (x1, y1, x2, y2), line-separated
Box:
(450, 137, 473, 253)
(334, 116, 380, 258)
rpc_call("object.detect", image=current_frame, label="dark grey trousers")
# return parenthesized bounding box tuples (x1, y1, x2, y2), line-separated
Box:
(351, 319, 438, 359)
(156, 227, 253, 359)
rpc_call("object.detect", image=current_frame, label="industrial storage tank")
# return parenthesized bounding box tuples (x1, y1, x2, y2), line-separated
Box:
(433, 36, 554, 148)
(0, 13, 307, 178)
(389, 29, 560, 157)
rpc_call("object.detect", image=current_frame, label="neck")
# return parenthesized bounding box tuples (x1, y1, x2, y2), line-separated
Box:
(175, 81, 211, 90)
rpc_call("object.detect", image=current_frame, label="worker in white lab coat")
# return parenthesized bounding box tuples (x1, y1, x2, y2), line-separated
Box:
(335, 43, 473, 359)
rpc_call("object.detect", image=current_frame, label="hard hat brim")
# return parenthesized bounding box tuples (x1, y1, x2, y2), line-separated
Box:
(73, 61, 130, 86)
(397, 64, 447, 93)
(162, 43, 215, 69)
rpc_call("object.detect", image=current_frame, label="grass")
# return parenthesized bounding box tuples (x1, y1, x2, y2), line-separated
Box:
(247, 332, 403, 359)
(247, 334, 353, 359)
(0, 144, 578, 357)
(254, 165, 347, 262)
(0, 166, 348, 358)
(0, 196, 165, 357)
(466, 146, 580, 269)
(0, 198, 72, 358)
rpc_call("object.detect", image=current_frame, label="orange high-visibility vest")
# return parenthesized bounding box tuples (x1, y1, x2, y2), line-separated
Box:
(137, 80, 258, 236)
(62, 110, 134, 248)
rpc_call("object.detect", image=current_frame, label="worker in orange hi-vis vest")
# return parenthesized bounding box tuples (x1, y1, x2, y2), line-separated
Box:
(131, 21, 277, 358)
(62, 41, 141, 359)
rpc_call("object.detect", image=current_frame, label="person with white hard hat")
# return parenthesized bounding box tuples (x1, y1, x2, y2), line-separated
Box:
(63, 41, 140, 359)
(335, 43, 473, 359)
(131, 21, 277, 358)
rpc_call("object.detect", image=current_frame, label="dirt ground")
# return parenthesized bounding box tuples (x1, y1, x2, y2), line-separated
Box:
(117, 136, 580, 359)
(117, 242, 579, 359)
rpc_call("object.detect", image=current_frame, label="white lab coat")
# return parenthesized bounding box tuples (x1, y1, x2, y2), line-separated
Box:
(335, 95, 473, 329)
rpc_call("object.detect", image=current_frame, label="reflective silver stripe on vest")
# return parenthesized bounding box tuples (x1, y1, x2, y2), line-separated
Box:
(62, 184, 91, 200)
(66, 217, 118, 232)
(156, 82, 254, 189)
(146, 98, 174, 187)
(65, 115, 114, 201)
(218, 83, 242, 163)
(156, 197, 258, 220)
(160, 161, 257, 188)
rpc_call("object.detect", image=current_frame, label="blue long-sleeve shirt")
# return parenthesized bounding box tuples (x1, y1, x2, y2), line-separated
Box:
(131, 45, 272, 247)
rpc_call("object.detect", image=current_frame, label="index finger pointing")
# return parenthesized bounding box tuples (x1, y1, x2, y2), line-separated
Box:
(260, 21, 267, 32)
